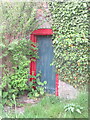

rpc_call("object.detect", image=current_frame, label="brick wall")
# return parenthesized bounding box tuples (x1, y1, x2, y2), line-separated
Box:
(36, 2, 51, 29)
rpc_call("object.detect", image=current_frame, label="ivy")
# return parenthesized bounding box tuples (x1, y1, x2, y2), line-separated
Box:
(49, 2, 89, 88)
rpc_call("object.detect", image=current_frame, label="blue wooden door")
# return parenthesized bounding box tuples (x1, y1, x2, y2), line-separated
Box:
(37, 35, 55, 94)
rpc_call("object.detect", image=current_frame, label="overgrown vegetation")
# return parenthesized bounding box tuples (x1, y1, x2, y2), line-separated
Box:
(0, 2, 89, 118)
(0, 2, 38, 72)
(49, 2, 89, 88)
(2, 38, 37, 105)
(0, 2, 37, 38)
(2, 38, 47, 105)
(0, 2, 46, 106)
(2, 91, 88, 118)
(28, 73, 47, 98)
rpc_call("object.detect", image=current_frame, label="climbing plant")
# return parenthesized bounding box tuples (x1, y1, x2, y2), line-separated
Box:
(49, 2, 89, 88)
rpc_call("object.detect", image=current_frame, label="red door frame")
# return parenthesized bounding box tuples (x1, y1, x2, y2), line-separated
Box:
(30, 29, 59, 96)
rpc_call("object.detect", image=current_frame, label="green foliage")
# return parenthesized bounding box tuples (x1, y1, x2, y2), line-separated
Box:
(2, 38, 46, 105)
(0, 2, 38, 63)
(2, 67, 28, 105)
(0, 1, 38, 74)
(0, 89, 3, 119)
(12, 94, 18, 118)
(0, 2, 37, 40)
(0, 2, 44, 106)
(2, 38, 39, 105)
(27, 73, 47, 98)
(7, 38, 38, 65)
(2, 72, 47, 106)
(2, 91, 88, 118)
(49, 2, 89, 88)
(64, 103, 83, 114)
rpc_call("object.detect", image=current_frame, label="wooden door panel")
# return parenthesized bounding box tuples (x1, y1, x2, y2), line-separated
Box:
(37, 35, 55, 93)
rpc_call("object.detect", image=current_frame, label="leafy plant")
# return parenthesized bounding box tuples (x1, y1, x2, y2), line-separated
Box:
(49, 2, 89, 88)
(64, 103, 83, 114)
(2, 68, 29, 105)
(1, 2, 39, 106)
(0, 2, 37, 39)
(64, 103, 85, 118)
(0, 1, 38, 76)
(27, 73, 47, 98)
(2, 38, 38, 106)
(0, 2, 38, 74)
(12, 94, 17, 118)
(1, 1, 47, 107)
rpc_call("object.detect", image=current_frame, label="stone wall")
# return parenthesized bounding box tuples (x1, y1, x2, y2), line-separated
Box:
(58, 80, 78, 99)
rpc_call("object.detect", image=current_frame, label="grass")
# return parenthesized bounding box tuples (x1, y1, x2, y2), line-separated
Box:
(2, 90, 88, 118)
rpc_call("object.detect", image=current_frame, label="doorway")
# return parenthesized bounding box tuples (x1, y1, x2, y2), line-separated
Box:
(37, 35, 55, 94)
(30, 29, 59, 96)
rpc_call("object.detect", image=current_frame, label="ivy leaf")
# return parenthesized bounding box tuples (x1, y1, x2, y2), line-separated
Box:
(83, 3, 87, 7)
